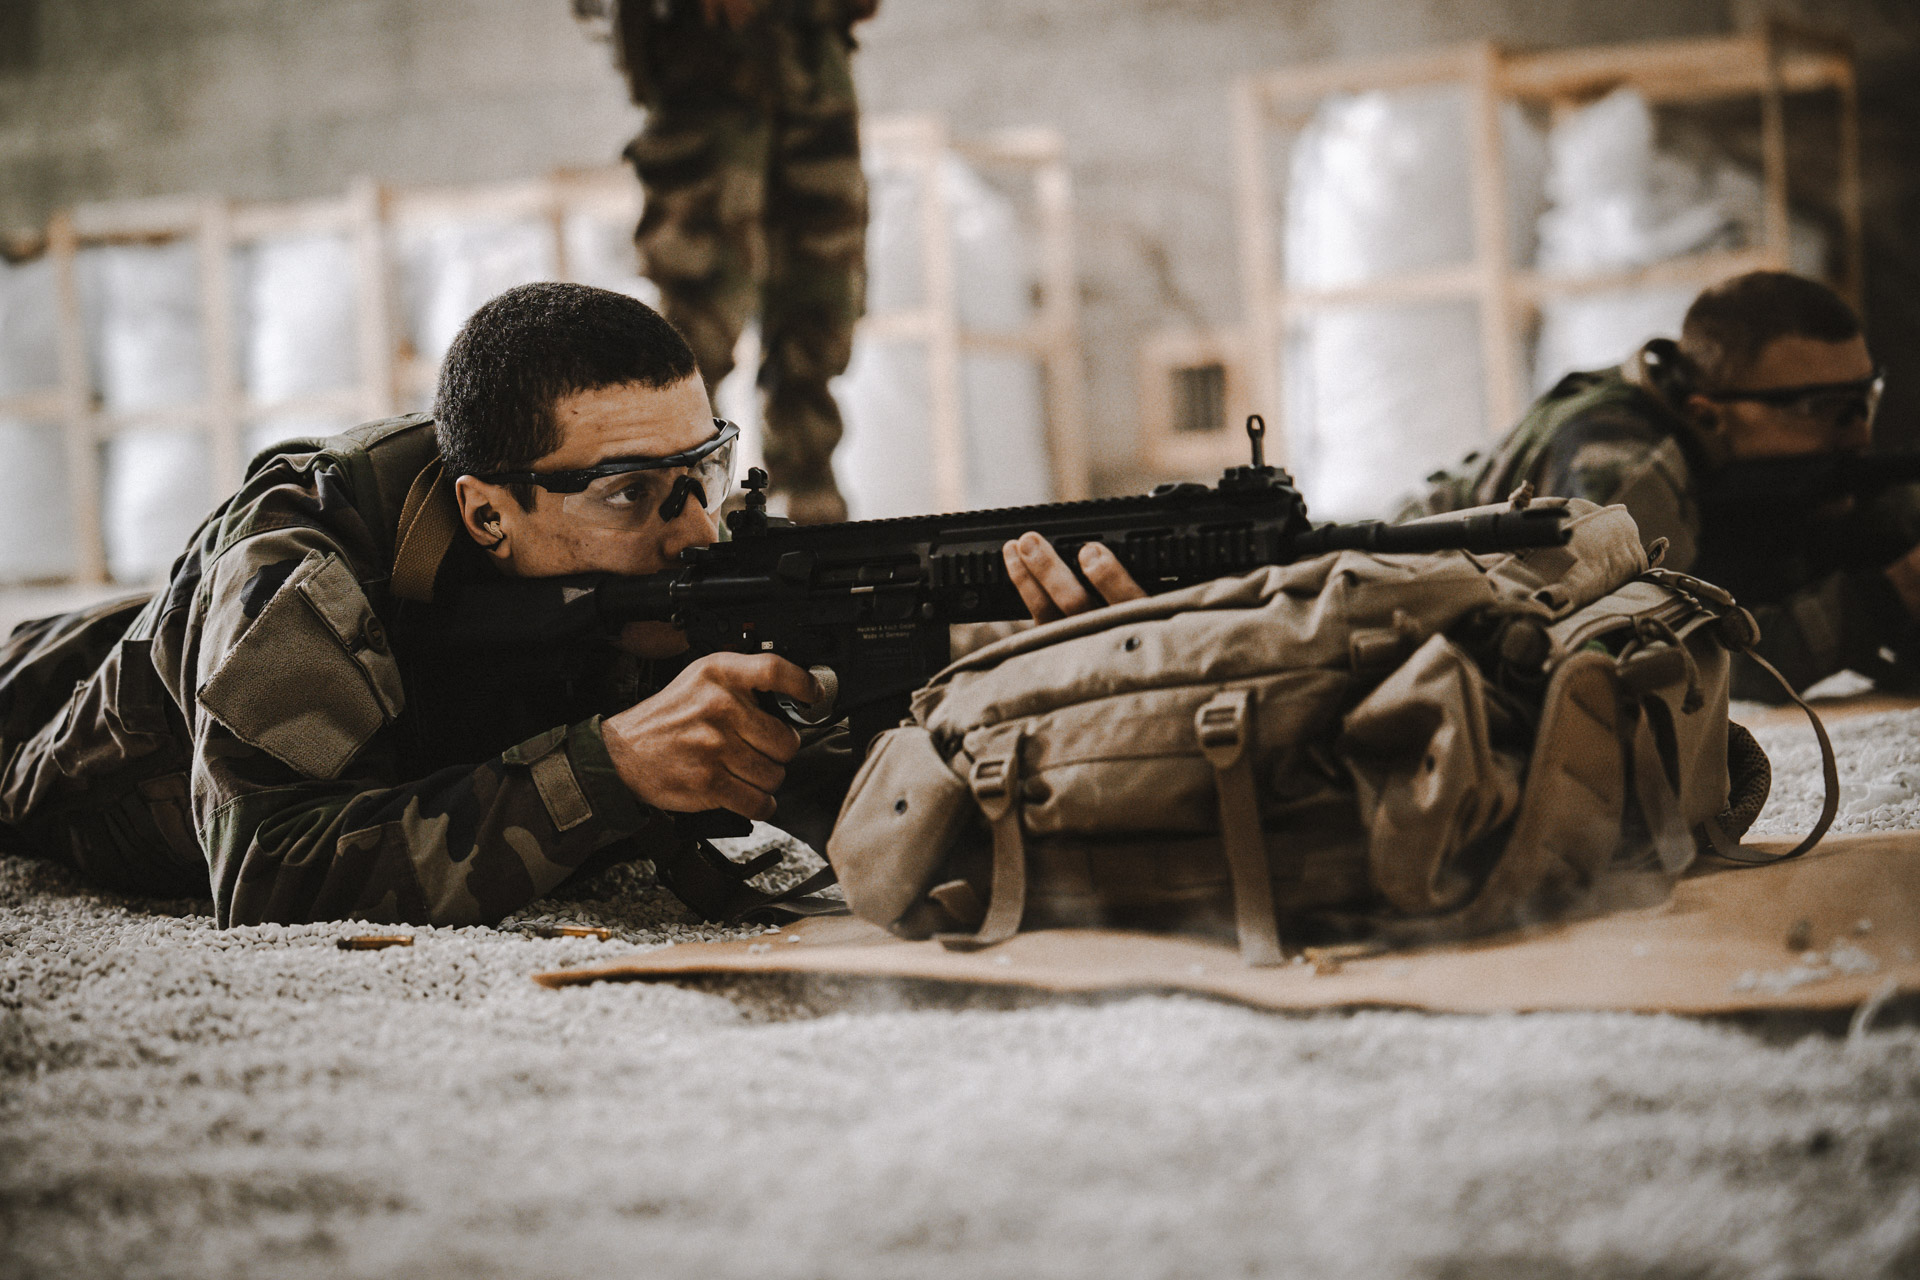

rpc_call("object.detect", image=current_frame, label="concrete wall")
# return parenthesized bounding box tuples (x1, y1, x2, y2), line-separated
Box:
(4, 0, 1917, 488)
(0, 0, 642, 214)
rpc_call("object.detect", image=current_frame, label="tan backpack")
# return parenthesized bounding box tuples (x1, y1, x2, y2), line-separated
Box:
(824, 498, 1837, 965)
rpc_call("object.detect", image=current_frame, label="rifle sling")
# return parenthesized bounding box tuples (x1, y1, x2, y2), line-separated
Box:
(652, 837, 846, 925)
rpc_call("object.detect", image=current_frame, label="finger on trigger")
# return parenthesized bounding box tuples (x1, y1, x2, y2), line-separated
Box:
(756, 654, 822, 705)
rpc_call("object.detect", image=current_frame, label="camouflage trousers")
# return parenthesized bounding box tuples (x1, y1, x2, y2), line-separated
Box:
(0, 593, 210, 899)
(623, 23, 868, 503)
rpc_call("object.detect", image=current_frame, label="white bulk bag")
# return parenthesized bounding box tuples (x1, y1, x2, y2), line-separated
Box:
(0, 255, 75, 582)
(84, 243, 214, 584)
(1281, 86, 1545, 521)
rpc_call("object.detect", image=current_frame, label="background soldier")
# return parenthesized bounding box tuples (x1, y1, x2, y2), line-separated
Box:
(1410, 271, 1915, 699)
(604, 0, 878, 524)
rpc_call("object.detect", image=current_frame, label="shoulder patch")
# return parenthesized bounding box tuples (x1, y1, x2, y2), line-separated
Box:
(197, 550, 405, 779)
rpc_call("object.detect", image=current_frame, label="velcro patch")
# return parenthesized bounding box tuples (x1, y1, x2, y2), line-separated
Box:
(529, 748, 593, 832)
(197, 550, 399, 780)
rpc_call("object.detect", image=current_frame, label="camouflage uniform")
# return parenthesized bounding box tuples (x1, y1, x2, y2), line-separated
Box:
(1407, 344, 1920, 700)
(0, 416, 726, 926)
(616, 0, 869, 507)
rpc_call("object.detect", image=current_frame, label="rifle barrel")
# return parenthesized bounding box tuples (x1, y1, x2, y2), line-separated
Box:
(1290, 507, 1571, 556)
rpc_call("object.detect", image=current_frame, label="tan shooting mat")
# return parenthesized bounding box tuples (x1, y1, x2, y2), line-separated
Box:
(535, 832, 1920, 1014)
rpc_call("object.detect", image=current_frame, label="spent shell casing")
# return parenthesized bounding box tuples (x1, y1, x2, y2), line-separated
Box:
(1302, 941, 1388, 976)
(534, 925, 612, 940)
(337, 935, 414, 951)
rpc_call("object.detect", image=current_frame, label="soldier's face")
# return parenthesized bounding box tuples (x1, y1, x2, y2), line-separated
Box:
(463, 375, 723, 579)
(1704, 334, 1878, 459)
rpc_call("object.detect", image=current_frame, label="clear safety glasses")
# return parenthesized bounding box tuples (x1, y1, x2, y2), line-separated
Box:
(482, 419, 739, 529)
(1707, 370, 1885, 434)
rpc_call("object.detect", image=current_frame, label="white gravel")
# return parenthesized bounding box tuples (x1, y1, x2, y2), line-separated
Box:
(4, 723, 1919, 1279)
(1746, 705, 1920, 838)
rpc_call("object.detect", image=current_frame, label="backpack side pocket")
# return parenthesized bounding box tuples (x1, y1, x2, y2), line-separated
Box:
(827, 725, 976, 935)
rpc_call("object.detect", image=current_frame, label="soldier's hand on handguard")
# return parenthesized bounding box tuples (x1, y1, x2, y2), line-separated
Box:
(601, 652, 820, 821)
(1002, 532, 1147, 624)
(1885, 544, 1920, 621)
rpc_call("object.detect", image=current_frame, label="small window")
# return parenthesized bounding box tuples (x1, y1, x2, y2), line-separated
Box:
(1174, 362, 1227, 435)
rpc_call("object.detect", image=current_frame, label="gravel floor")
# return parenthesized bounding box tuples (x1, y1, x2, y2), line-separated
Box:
(3, 709, 1918, 1280)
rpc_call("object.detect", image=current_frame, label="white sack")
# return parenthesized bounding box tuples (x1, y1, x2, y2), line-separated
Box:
(833, 152, 1051, 518)
(1281, 86, 1545, 521)
(83, 243, 214, 584)
(241, 234, 361, 456)
(1284, 300, 1486, 522)
(396, 220, 556, 409)
(1533, 88, 1829, 391)
(0, 256, 76, 581)
(562, 212, 661, 307)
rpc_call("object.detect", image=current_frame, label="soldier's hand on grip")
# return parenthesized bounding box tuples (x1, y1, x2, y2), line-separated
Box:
(1003, 532, 1147, 624)
(602, 653, 818, 821)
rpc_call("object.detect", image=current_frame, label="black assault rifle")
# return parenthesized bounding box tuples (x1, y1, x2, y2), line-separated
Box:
(427, 417, 1570, 751)
(1697, 450, 1920, 514)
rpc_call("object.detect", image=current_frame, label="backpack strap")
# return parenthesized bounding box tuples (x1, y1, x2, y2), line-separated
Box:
(391, 457, 458, 603)
(1633, 569, 1839, 865)
(1699, 650, 1839, 865)
(1627, 701, 1702, 874)
(938, 725, 1028, 951)
(651, 834, 846, 924)
(1195, 689, 1285, 966)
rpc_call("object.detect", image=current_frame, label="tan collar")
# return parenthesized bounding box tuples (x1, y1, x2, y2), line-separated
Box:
(391, 457, 460, 603)
(1619, 341, 1731, 470)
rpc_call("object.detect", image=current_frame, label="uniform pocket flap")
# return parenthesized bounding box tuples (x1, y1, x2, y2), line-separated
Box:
(197, 550, 399, 780)
(295, 552, 405, 719)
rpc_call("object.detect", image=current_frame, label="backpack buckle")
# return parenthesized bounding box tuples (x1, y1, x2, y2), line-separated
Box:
(970, 756, 1011, 801)
(966, 726, 1025, 822)
(1195, 690, 1252, 768)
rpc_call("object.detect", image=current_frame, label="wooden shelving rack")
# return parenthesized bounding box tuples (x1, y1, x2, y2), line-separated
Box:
(0, 117, 1088, 588)
(6, 175, 635, 586)
(1221, 22, 1860, 472)
(859, 116, 1089, 509)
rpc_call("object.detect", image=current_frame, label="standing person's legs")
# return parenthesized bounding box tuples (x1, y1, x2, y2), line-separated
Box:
(759, 27, 866, 524)
(627, 104, 772, 403)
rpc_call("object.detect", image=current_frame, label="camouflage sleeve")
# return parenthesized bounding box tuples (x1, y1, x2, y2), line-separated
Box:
(186, 531, 667, 927)
(1731, 568, 1920, 701)
(1537, 426, 1701, 570)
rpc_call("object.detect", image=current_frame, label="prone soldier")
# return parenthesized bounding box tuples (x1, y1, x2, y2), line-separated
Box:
(0, 283, 1133, 927)
(1408, 270, 1916, 700)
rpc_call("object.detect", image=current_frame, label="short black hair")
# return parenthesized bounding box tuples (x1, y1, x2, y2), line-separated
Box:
(434, 282, 699, 495)
(1680, 272, 1862, 390)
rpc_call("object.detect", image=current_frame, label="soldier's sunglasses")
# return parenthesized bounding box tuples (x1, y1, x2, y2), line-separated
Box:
(480, 419, 739, 529)
(1706, 369, 1885, 431)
